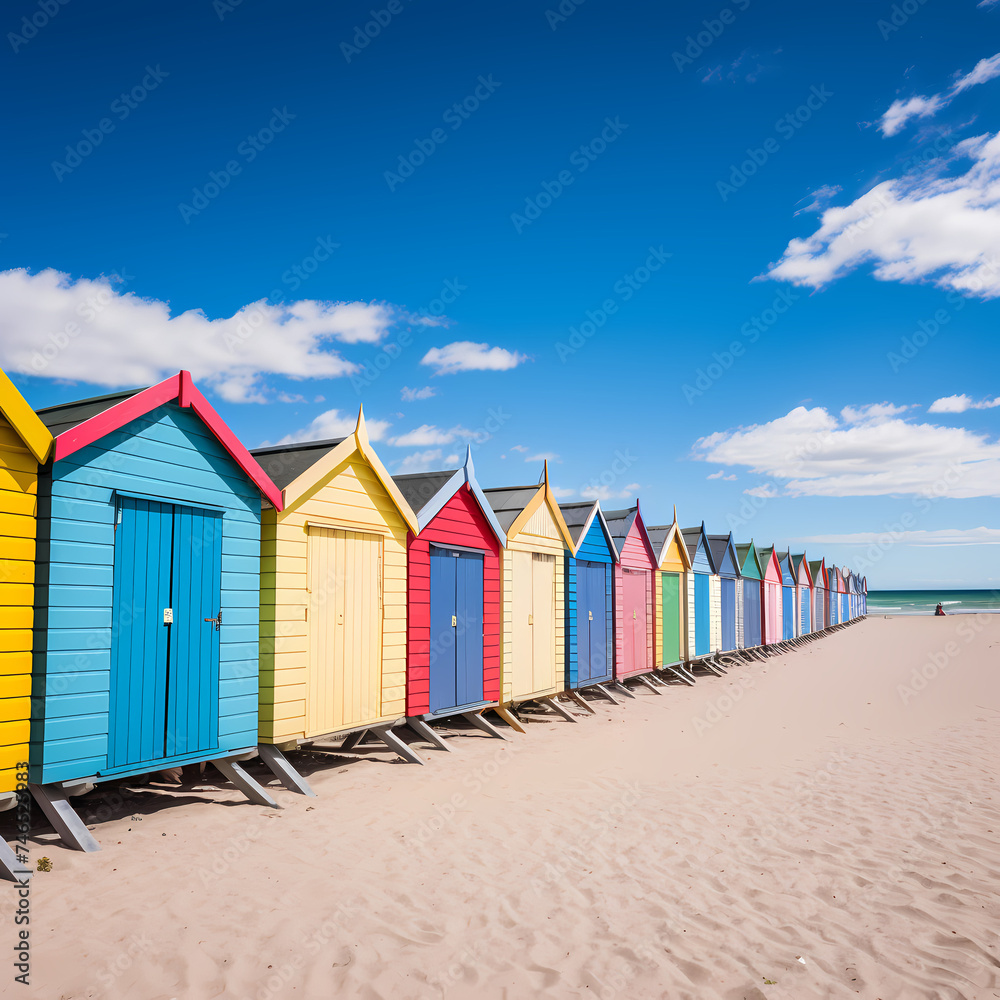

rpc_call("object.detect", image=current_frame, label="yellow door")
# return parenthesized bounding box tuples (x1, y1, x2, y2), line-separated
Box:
(510, 549, 534, 701)
(531, 553, 556, 694)
(307, 527, 382, 735)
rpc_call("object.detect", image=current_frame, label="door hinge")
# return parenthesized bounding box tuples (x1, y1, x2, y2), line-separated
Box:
(588, 611, 593, 621)
(163, 608, 173, 625)
(203, 610, 222, 631)
(451, 615, 457, 627)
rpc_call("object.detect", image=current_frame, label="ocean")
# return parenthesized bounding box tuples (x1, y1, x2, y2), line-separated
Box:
(866, 589, 1000, 616)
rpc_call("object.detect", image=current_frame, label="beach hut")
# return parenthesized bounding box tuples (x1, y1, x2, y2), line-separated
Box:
(757, 546, 784, 645)
(776, 550, 796, 641)
(0, 370, 52, 880)
(839, 568, 851, 622)
(603, 504, 658, 685)
(390, 450, 506, 746)
(827, 565, 841, 625)
(681, 524, 715, 660)
(852, 572, 863, 619)
(809, 558, 828, 629)
(791, 553, 813, 635)
(707, 533, 740, 652)
(647, 517, 692, 670)
(250, 410, 422, 775)
(735, 542, 763, 648)
(30, 372, 285, 852)
(559, 500, 617, 695)
(483, 467, 575, 723)
(861, 576, 868, 615)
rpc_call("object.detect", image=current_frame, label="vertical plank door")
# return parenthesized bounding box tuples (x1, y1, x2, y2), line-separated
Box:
(622, 568, 647, 673)
(455, 549, 484, 709)
(510, 549, 534, 700)
(428, 546, 458, 713)
(721, 577, 736, 651)
(661, 572, 681, 663)
(694, 573, 710, 656)
(530, 553, 556, 695)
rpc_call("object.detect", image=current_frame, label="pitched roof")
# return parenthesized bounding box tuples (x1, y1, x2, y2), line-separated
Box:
(251, 438, 347, 490)
(391, 470, 458, 515)
(482, 485, 541, 531)
(558, 500, 618, 559)
(602, 506, 638, 553)
(0, 368, 53, 462)
(707, 533, 738, 576)
(37, 372, 283, 509)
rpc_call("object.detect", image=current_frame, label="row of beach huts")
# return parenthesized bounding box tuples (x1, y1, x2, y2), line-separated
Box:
(0, 369, 866, 880)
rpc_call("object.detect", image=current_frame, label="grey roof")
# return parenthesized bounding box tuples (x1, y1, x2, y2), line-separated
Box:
(35, 388, 144, 438)
(250, 438, 346, 489)
(681, 526, 704, 560)
(645, 524, 670, 554)
(707, 533, 734, 572)
(558, 501, 597, 545)
(392, 470, 458, 516)
(482, 485, 541, 532)
(602, 506, 637, 551)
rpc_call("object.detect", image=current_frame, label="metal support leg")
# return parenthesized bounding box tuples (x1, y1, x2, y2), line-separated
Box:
(257, 744, 316, 797)
(544, 697, 579, 723)
(566, 690, 597, 714)
(29, 783, 102, 852)
(406, 718, 453, 752)
(462, 711, 509, 740)
(492, 706, 526, 734)
(700, 659, 726, 677)
(0, 840, 31, 882)
(339, 729, 366, 751)
(635, 674, 662, 696)
(211, 759, 280, 808)
(661, 665, 696, 687)
(593, 683, 620, 704)
(613, 680, 636, 699)
(370, 726, 425, 765)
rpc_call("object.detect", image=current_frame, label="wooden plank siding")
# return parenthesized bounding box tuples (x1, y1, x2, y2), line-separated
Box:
(652, 526, 689, 667)
(31, 403, 262, 785)
(564, 515, 615, 689)
(404, 484, 501, 716)
(259, 451, 410, 743)
(612, 511, 656, 680)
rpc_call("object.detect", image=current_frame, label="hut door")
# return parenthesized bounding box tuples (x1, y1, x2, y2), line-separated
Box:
(661, 572, 681, 664)
(307, 527, 382, 735)
(800, 590, 811, 634)
(530, 554, 556, 694)
(743, 579, 761, 647)
(622, 568, 647, 673)
(782, 587, 795, 640)
(575, 560, 605, 684)
(109, 497, 222, 770)
(428, 546, 484, 713)
(694, 573, 710, 656)
(720, 578, 736, 651)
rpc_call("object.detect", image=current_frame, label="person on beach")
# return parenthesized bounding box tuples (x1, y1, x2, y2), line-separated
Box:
(935, 603, 946, 616)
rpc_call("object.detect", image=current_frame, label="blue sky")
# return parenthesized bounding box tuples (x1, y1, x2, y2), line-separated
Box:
(2, 0, 999, 588)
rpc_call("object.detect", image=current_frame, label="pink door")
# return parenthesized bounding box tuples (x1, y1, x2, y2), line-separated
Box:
(621, 568, 649, 676)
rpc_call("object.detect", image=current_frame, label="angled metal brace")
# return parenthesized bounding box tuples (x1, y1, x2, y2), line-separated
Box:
(406, 718, 453, 752)
(634, 674, 662, 696)
(613, 681, 637, 699)
(256, 744, 316, 797)
(566, 689, 597, 714)
(339, 729, 366, 751)
(492, 706, 526, 734)
(0, 839, 31, 882)
(370, 725, 425, 764)
(661, 665, 696, 687)
(29, 783, 102, 852)
(211, 758, 281, 808)
(462, 711, 509, 740)
(593, 683, 620, 704)
(544, 697, 579, 723)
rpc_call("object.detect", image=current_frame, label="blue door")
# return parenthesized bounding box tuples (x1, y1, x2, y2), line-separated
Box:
(782, 586, 795, 639)
(743, 579, 761, 647)
(575, 560, 607, 685)
(694, 573, 710, 655)
(800, 589, 811, 634)
(429, 546, 484, 713)
(109, 497, 222, 770)
(720, 577, 736, 651)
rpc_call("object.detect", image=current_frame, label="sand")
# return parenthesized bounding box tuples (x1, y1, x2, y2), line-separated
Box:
(11, 615, 1000, 1000)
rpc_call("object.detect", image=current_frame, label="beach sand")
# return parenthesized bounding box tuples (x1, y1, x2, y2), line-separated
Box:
(15, 615, 1000, 1000)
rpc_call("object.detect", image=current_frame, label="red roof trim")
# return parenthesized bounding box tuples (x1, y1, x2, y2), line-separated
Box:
(51, 370, 284, 511)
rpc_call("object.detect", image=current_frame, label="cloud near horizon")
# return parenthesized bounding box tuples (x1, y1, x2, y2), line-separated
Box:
(693, 403, 1000, 498)
(0, 267, 437, 403)
(795, 527, 1000, 547)
(420, 340, 529, 375)
(928, 393, 1000, 413)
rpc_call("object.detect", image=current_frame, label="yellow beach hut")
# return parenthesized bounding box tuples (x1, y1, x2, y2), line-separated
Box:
(482, 465, 578, 727)
(249, 409, 424, 783)
(0, 370, 52, 881)
(646, 515, 694, 685)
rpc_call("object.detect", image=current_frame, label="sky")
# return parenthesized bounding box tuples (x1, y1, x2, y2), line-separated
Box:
(1, 0, 999, 589)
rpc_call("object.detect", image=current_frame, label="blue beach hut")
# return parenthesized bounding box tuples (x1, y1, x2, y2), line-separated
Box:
(681, 524, 713, 660)
(559, 501, 617, 694)
(777, 550, 796, 640)
(707, 533, 740, 652)
(29, 372, 286, 852)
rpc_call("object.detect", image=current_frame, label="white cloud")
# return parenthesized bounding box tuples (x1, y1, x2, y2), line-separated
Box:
(445, 453, 460, 465)
(744, 484, 779, 498)
(277, 392, 306, 404)
(0, 267, 431, 402)
(277, 408, 390, 445)
(796, 527, 1000, 546)
(841, 402, 912, 424)
(979, 0, 1000, 8)
(509, 444, 529, 453)
(525, 452, 559, 463)
(400, 385, 436, 401)
(395, 449, 444, 474)
(765, 132, 1000, 298)
(551, 485, 576, 498)
(928, 393, 1000, 413)
(707, 470, 737, 481)
(693, 404, 1000, 498)
(580, 482, 640, 501)
(877, 52, 1000, 136)
(388, 424, 473, 447)
(420, 340, 528, 376)
(795, 184, 843, 215)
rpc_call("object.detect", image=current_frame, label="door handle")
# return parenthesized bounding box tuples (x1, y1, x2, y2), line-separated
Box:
(203, 610, 223, 631)
(528, 614, 533, 625)
(451, 615, 457, 627)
